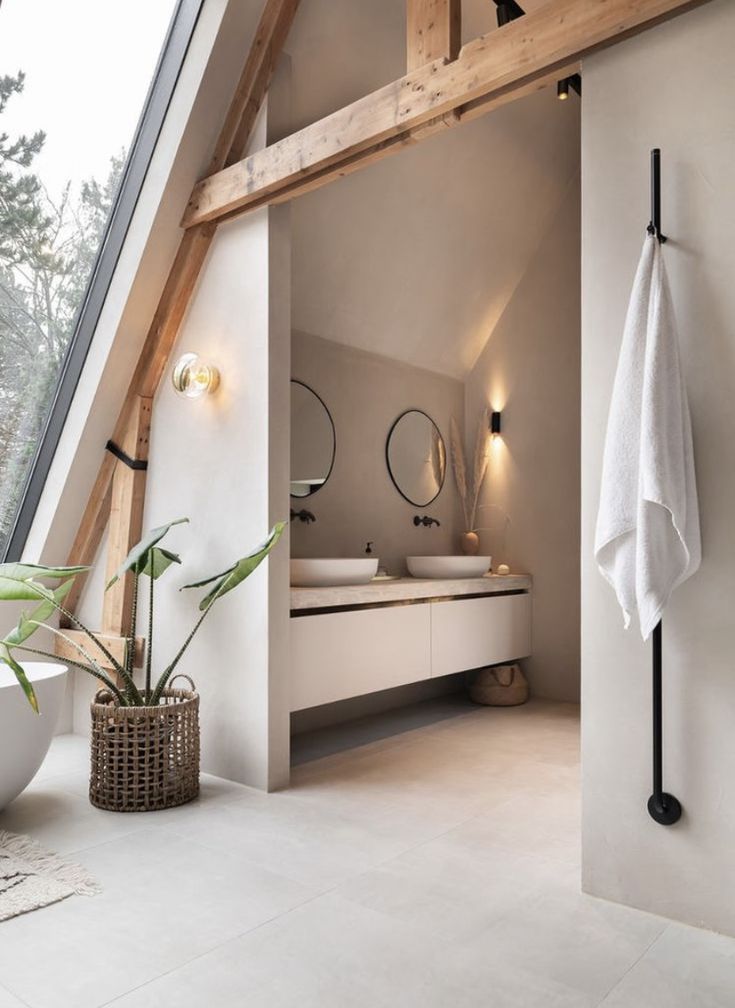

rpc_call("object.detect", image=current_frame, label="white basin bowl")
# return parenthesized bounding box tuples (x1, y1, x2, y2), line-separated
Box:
(291, 558, 379, 587)
(407, 556, 491, 579)
(0, 662, 67, 810)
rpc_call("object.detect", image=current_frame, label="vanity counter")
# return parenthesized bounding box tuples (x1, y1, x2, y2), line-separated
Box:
(290, 573, 531, 613)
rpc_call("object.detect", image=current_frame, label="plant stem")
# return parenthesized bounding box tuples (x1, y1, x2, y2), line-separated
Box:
(151, 596, 218, 704)
(17, 630, 127, 705)
(24, 580, 141, 705)
(51, 596, 126, 678)
(145, 573, 154, 701)
(125, 571, 140, 701)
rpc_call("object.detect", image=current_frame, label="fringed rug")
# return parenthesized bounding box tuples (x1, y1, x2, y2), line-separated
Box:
(0, 830, 100, 922)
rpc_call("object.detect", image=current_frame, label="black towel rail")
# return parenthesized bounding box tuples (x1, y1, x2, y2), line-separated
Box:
(646, 148, 682, 827)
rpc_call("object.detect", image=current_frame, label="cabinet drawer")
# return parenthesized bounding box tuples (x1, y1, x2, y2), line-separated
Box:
(290, 604, 431, 711)
(431, 594, 531, 678)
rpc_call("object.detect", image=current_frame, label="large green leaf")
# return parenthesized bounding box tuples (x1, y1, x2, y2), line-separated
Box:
(107, 518, 189, 588)
(140, 547, 181, 580)
(0, 578, 49, 601)
(3, 579, 74, 649)
(0, 644, 39, 713)
(182, 522, 285, 611)
(0, 563, 89, 581)
(0, 563, 88, 602)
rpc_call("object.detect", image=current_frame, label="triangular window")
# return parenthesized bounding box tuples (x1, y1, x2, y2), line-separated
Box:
(0, 0, 202, 558)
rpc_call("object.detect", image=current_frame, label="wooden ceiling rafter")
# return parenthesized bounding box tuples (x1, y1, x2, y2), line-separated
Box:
(181, 0, 708, 230)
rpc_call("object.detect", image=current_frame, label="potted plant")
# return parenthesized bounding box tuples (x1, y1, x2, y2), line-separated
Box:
(0, 518, 284, 812)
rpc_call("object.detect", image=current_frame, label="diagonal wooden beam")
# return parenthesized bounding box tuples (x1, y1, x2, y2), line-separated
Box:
(182, 0, 710, 229)
(63, 0, 300, 611)
(208, 0, 300, 173)
(102, 395, 152, 639)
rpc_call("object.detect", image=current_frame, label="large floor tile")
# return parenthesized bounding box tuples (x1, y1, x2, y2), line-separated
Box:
(437, 785, 582, 865)
(336, 833, 562, 940)
(0, 985, 26, 1008)
(33, 732, 89, 781)
(469, 878, 666, 1001)
(600, 921, 735, 1007)
(106, 893, 597, 1008)
(174, 788, 444, 888)
(0, 783, 145, 856)
(0, 828, 317, 1008)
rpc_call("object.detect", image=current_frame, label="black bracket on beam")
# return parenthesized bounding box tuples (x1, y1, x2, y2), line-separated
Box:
(105, 440, 148, 471)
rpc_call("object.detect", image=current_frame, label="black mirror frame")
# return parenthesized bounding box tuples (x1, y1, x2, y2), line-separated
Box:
(290, 379, 336, 499)
(385, 408, 446, 508)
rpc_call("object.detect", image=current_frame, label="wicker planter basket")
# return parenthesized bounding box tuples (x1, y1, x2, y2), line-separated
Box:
(89, 676, 200, 812)
(467, 663, 529, 707)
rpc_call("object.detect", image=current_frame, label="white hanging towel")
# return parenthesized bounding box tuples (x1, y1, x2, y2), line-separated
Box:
(595, 234, 701, 640)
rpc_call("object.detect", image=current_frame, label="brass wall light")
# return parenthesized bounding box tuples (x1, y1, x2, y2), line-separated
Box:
(172, 352, 220, 399)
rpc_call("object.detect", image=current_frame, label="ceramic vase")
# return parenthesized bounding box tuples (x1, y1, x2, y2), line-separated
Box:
(460, 531, 480, 556)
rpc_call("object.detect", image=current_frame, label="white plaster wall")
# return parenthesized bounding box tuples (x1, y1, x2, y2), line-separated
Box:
(140, 79, 291, 790)
(581, 0, 735, 933)
(291, 331, 465, 574)
(141, 206, 289, 790)
(465, 178, 581, 703)
(291, 89, 581, 380)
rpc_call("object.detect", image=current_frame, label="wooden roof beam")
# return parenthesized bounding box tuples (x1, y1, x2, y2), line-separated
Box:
(407, 0, 461, 72)
(182, 0, 710, 230)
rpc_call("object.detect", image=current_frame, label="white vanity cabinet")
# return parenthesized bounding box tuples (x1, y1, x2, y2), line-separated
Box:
(290, 604, 431, 711)
(430, 594, 531, 679)
(290, 579, 532, 712)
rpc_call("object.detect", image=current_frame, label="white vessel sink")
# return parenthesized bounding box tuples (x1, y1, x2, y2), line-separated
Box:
(406, 556, 491, 579)
(291, 558, 379, 587)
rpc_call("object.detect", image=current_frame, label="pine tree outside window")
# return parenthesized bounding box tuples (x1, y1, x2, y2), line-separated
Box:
(0, 0, 202, 559)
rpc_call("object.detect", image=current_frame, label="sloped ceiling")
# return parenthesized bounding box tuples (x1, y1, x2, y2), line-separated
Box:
(286, 0, 580, 379)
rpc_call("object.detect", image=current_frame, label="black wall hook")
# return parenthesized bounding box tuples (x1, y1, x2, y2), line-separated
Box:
(647, 148, 668, 245)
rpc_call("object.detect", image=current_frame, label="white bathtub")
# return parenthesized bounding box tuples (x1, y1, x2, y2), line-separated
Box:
(0, 662, 67, 811)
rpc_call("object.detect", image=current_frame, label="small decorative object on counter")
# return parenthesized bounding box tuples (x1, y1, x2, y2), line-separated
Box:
(496, 563, 510, 575)
(468, 663, 529, 706)
(460, 531, 480, 556)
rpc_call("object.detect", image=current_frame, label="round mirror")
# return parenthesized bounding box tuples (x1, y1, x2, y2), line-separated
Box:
(386, 409, 446, 507)
(291, 380, 336, 497)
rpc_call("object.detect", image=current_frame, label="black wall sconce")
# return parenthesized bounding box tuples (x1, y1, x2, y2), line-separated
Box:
(492, 0, 525, 25)
(557, 75, 582, 101)
(490, 411, 502, 436)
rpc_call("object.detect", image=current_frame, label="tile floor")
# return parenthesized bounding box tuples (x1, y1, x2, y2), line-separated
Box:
(0, 698, 733, 1007)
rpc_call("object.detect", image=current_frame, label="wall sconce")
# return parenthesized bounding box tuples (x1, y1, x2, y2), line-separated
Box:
(171, 352, 220, 399)
(557, 74, 582, 100)
(489, 411, 502, 436)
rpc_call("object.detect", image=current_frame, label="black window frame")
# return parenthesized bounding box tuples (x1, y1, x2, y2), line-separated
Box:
(2, 0, 205, 561)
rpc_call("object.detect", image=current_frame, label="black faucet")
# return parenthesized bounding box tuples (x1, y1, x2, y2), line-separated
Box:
(291, 508, 316, 524)
(413, 515, 441, 528)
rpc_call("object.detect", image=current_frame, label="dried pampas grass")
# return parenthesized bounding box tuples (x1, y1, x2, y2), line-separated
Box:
(450, 409, 490, 531)
(449, 416, 469, 528)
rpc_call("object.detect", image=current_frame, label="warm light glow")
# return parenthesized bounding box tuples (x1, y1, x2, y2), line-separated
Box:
(172, 352, 220, 398)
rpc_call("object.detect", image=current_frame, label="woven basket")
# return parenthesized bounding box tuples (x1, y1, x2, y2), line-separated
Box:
(468, 664, 529, 707)
(89, 675, 200, 812)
